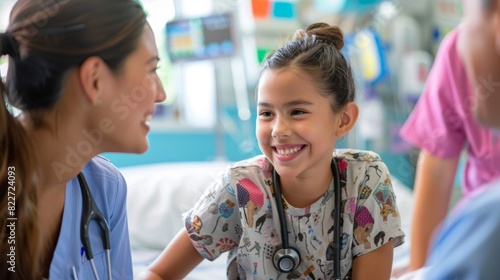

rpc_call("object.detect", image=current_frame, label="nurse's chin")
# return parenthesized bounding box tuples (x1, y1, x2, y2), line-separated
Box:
(134, 142, 150, 154)
(122, 139, 150, 154)
(473, 108, 500, 130)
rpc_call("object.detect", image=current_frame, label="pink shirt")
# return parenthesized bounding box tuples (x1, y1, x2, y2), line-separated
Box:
(400, 27, 500, 196)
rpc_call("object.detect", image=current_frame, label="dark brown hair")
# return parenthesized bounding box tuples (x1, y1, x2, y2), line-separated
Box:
(0, 0, 146, 278)
(261, 22, 356, 112)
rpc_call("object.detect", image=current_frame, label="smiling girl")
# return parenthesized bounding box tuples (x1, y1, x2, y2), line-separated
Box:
(141, 22, 404, 280)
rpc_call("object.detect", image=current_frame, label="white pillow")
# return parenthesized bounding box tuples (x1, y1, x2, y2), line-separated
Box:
(121, 162, 230, 250)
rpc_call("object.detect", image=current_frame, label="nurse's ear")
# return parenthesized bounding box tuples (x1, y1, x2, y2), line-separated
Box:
(335, 102, 359, 137)
(77, 56, 109, 106)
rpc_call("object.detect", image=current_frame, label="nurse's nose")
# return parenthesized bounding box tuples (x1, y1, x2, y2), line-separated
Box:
(154, 76, 166, 103)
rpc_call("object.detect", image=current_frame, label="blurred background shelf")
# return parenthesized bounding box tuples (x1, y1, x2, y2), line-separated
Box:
(0, 0, 465, 189)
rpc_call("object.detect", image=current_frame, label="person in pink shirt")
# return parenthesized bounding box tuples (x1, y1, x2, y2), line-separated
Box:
(399, 26, 500, 272)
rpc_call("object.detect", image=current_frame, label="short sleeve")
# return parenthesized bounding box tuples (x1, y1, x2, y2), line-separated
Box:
(183, 170, 241, 261)
(400, 28, 468, 158)
(109, 170, 134, 279)
(351, 160, 405, 257)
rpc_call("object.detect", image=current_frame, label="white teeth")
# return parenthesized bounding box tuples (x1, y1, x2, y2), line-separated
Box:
(276, 146, 302, 156)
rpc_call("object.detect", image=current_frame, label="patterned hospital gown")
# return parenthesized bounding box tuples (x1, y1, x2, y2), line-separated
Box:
(183, 149, 405, 279)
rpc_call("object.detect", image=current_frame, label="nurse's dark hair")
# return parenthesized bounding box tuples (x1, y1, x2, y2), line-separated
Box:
(0, 0, 146, 279)
(261, 22, 355, 112)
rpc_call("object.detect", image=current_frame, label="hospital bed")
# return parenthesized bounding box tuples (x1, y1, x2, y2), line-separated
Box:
(121, 161, 414, 279)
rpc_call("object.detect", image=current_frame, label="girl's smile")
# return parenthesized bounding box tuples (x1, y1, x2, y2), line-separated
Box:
(272, 144, 307, 161)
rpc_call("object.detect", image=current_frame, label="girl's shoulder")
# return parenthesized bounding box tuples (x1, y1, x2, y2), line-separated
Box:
(226, 155, 274, 184)
(335, 149, 389, 181)
(230, 155, 271, 172)
(335, 149, 382, 164)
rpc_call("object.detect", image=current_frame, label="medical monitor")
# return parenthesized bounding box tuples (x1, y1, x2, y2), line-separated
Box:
(165, 12, 235, 63)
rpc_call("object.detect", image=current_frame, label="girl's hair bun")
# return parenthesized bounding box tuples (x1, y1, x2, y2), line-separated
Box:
(292, 22, 344, 51)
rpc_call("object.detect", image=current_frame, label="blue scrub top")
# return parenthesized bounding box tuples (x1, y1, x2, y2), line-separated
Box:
(425, 179, 500, 279)
(48, 156, 133, 280)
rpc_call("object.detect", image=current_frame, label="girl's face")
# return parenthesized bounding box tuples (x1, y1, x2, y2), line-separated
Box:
(95, 24, 166, 154)
(461, 0, 500, 128)
(256, 69, 343, 179)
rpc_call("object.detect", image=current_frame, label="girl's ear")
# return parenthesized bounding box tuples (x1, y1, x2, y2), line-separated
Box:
(336, 102, 359, 137)
(78, 56, 107, 105)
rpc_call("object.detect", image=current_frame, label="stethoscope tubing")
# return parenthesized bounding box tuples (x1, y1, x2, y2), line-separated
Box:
(272, 169, 290, 249)
(273, 158, 342, 279)
(332, 158, 341, 280)
(77, 173, 112, 280)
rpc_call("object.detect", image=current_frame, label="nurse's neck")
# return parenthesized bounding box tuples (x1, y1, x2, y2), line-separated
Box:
(19, 114, 92, 192)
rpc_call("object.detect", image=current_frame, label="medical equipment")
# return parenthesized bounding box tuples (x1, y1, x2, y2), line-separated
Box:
(313, 0, 384, 13)
(272, 159, 342, 280)
(77, 172, 112, 280)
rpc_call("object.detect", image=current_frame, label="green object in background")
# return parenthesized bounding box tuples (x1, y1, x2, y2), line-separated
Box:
(257, 48, 273, 64)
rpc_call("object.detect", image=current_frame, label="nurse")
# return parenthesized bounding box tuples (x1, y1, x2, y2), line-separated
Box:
(0, 0, 165, 279)
(401, 0, 500, 279)
(400, 24, 500, 273)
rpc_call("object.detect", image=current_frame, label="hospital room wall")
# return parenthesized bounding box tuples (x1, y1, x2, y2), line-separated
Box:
(99, 0, 461, 190)
(0, 0, 462, 190)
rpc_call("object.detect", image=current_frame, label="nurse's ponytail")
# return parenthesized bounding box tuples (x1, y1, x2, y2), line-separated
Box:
(0, 35, 41, 280)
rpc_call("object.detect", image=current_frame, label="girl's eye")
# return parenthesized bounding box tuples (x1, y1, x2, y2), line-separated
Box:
(259, 111, 273, 117)
(291, 110, 305, 115)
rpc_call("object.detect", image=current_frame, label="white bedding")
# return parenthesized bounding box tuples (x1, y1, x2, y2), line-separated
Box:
(121, 161, 414, 279)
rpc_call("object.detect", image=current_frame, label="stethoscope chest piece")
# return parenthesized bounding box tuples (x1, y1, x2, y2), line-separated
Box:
(271, 158, 342, 278)
(273, 247, 301, 273)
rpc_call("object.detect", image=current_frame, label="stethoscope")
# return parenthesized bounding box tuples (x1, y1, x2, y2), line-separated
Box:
(74, 173, 112, 280)
(272, 159, 342, 280)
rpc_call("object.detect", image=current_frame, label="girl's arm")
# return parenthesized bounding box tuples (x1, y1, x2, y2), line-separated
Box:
(352, 241, 394, 280)
(138, 228, 204, 280)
